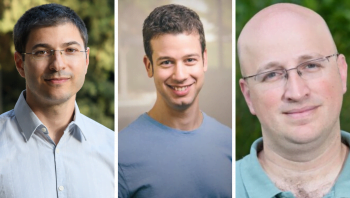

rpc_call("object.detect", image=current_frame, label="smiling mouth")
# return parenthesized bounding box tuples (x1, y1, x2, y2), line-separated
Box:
(45, 78, 70, 83)
(284, 106, 318, 114)
(172, 86, 189, 91)
(167, 84, 193, 91)
(282, 106, 320, 119)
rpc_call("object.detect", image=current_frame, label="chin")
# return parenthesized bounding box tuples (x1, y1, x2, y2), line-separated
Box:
(285, 128, 323, 144)
(169, 100, 194, 110)
(43, 93, 73, 104)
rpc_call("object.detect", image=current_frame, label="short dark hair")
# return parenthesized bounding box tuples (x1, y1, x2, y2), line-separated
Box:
(142, 4, 206, 65)
(14, 3, 88, 59)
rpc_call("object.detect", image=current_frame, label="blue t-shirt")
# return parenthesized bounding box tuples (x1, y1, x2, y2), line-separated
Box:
(236, 131, 350, 198)
(118, 112, 232, 198)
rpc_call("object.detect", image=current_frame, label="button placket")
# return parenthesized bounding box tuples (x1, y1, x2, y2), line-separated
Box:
(55, 144, 66, 198)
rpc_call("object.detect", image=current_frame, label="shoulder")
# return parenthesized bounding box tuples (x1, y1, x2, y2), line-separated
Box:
(118, 114, 153, 152)
(0, 110, 15, 130)
(341, 130, 350, 144)
(79, 114, 114, 147)
(236, 159, 247, 197)
(120, 113, 151, 130)
(235, 137, 271, 198)
(119, 113, 154, 139)
(203, 113, 231, 133)
(0, 109, 14, 120)
(0, 110, 24, 145)
(202, 113, 232, 143)
(80, 114, 113, 133)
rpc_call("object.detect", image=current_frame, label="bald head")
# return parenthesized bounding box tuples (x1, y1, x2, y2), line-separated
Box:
(238, 3, 337, 76)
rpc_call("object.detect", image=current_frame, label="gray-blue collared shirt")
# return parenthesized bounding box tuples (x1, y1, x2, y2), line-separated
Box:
(0, 91, 114, 198)
(236, 131, 350, 198)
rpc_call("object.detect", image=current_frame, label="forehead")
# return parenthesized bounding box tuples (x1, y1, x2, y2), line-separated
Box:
(150, 33, 201, 58)
(239, 13, 335, 75)
(25, 23, 84, 50)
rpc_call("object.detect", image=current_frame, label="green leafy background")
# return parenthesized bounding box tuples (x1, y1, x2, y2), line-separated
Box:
(0, 0, 114, 130)
(236, 0, 350, 160)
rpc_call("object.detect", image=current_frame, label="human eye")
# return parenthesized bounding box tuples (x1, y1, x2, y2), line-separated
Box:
(160, 60, 173, 67)
(185, 58, 198, 65)
(65, 48, 78, 54)
(257, 70, 284, 82)
(33, 49, 50, 57)
(300, 61, 323, 73)
(305, 63, 319, 69)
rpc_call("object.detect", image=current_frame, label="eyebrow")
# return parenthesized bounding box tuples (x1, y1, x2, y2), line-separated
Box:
(257, 53, 324, 74)
(62, 41, 83, 48)
(256, 61, 282, 74)
(183, 53, 200, 58)
(156, 53, 201, 63)
(31, 43, 50, 51)
(297, 53, 323, 62)
(31, 41, 83, 51)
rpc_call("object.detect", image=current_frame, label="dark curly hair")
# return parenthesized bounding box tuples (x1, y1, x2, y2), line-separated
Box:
(142, 4, 206, 65)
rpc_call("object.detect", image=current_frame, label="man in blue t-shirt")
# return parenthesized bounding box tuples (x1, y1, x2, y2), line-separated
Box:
(237, 3, 350, 198)
(118, 4, 232, 198)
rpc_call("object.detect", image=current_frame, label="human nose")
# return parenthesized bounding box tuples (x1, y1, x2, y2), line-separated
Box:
(172, 63, 187, 82)
(283, 69, 310, 101)
(49, 50, 66, 71)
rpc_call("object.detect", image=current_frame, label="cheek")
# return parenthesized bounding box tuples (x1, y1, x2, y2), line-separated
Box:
(154, 70, 172, 83)
(251, 88, 281, 116)
(317, 79, 342, 103)
(24, 64, 42, 81)
(76, 67, 87, 84)
(188, 67, 205, 82)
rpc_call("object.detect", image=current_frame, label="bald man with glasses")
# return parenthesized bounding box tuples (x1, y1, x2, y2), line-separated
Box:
(237, 3, 350, 198)
(0, 4, 114, 198)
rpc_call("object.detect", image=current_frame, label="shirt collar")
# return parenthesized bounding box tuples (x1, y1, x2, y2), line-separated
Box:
(71, 101, 88, 141)
(240, 138, 282, 198)
(240, 131, 350, 198)
(332, 131, 350, 197)
(14, 91, 43, 142)
(14, 90, 88, 142)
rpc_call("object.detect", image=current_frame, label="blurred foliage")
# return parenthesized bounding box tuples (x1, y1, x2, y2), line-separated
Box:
(0, 0, 114, 130)
(236, 0, 350, 160)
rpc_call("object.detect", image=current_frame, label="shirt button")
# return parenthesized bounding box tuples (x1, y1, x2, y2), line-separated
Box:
(58, 186, 64, 191)
(56, 149, 60, 153)
(41, 128, 47, 132)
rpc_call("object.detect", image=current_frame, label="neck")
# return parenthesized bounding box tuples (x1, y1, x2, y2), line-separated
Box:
(148, 97, 203, 131)
(26, 92, 76, 145)
(259, 131, 349, 198)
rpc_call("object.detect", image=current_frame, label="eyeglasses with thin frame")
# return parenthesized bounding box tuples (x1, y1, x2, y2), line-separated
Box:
(22, 48, 88, 60)
(242, 53, 339, 90)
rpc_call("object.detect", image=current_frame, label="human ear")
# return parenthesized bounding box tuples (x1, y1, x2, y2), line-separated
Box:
(143, 55, 153, 78)
(202, 49, 208, 72)
(84, 47, 90, 74)
(337, 54, 347, 94)
(239, 78, 256, 115)
(14, 52, 26, 78)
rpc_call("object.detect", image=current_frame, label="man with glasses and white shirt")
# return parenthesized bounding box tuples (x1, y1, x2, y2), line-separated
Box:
(237, 3, 350, 198)
(0, 4, 114, 198)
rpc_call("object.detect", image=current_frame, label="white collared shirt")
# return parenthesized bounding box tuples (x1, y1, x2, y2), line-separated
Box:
(0, 91, 114, 198)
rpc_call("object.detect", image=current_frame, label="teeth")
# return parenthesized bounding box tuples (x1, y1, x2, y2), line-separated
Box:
(173, 86, 188, 91)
